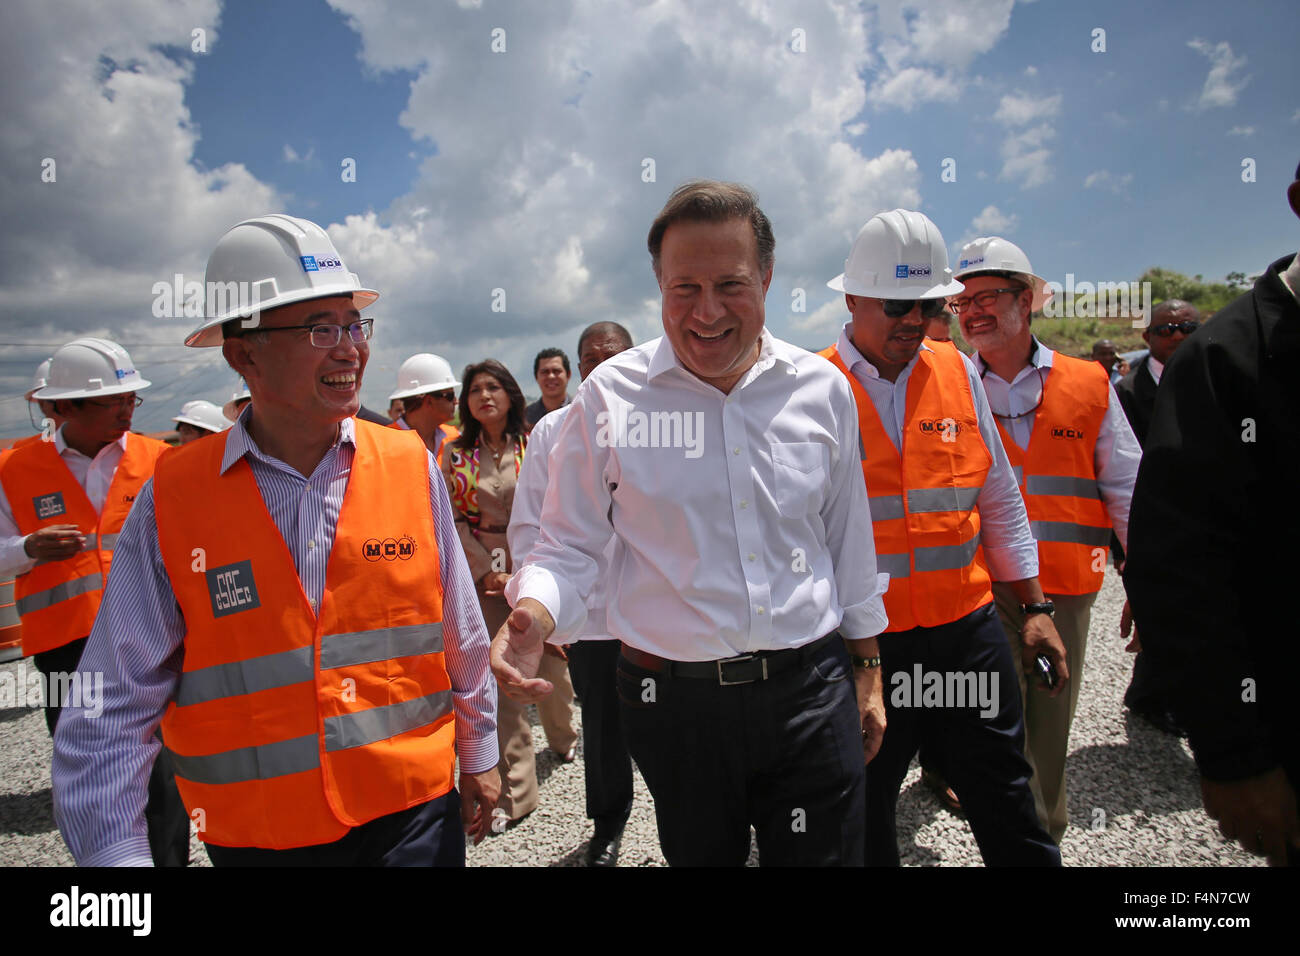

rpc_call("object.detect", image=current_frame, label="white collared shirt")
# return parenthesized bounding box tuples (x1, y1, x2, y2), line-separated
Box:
(833, 324, 1038, 583)
(506, 329, 889, 661)
(1148, 356, 1165, 385)
(0, 427, 128, 578)
(972, 337, 1142, 550)
(509, 404, 615, 641)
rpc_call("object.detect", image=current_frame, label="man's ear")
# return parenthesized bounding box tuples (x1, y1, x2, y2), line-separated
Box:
(1141, 329, 1151, 346)
(761, 264, 774, 295)
(222, 338, 254, 379)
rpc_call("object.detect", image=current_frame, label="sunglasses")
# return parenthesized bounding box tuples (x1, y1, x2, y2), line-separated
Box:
(1149, 321, 1198, 338)
(881, 298, 949, 319)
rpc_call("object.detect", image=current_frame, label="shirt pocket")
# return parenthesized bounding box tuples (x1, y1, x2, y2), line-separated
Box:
(770, 442, 827, 519)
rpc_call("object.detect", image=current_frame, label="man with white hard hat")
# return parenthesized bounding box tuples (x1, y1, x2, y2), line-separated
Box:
(172, 400, 229, 445)
(0, 339, 191, 866)
(53, 214, 499, 866)
(389, 353, 461, 465)
(819, 209, 1064, 866)
(953, 235, 1141, 845)
(24, 358, 66, 435)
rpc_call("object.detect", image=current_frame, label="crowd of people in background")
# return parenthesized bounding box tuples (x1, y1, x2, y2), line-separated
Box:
(2, 163, 1297, 868)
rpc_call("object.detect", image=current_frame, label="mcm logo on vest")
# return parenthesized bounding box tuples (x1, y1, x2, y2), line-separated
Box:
(33, 491, 66, 520)
(1051, 426, 1085, 441)
(206, 560, 261, 618)
(362, 536, 417, 561)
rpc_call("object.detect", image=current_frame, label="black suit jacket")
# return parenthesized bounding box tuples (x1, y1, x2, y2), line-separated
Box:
(1124, 255, 1300, 781)
(1115, 355, 1159, 447)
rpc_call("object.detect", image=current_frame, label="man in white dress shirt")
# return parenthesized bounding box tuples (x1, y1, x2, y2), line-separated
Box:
(494, 180, 889, 866)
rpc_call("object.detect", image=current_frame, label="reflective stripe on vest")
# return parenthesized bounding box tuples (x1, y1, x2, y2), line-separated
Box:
(994, 352, 1113, 596)
(820, 340, 993, 631)
(154, 419, 456, 850)
(0, 434, 167, 656)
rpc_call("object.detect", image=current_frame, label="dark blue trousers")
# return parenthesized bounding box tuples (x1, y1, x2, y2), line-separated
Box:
(865, 603, 1060, 866)
(618, 634, 865, 866)
(567, 640, 633, 836)
(203, 788, 464, 866)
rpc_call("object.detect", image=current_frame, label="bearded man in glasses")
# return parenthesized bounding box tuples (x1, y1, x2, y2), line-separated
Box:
(953, 236, 1141, 847)
(52, 215, 500, 867)
(819, 211, 1063, 866)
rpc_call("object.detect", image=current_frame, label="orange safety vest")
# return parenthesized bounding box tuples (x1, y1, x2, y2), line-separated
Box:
(821, 341, 994, 631)
(0, 432, 167, 656)
(389, 419, 460, 467)
(993, 352, 1112, 596)
(153, 419, 456, 849)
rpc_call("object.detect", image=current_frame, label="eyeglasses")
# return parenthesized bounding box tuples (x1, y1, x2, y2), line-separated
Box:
(431, 390, 456, 402)
(246, 319, 374, 348)
(403, 390, 455, 413)
(947, 288, 1025, 315)
(85, 394, 143, 409)
(881, 298, 950, 319)
(1149, 320, 1198, 338)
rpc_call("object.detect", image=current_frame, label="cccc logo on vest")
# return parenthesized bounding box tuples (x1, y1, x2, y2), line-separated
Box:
(363, 536, 417, 561)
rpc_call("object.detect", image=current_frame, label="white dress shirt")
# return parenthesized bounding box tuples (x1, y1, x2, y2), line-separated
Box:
(1147, 356, 1165, 385)
(506, 329, 889, 661)
(0, 427, 127, 578)
(508, 404, 614, 641)
(972, 337, 1141, 550)
(833, 324, 1039, 583)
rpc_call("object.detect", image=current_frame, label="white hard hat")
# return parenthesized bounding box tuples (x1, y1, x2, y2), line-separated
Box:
(952, 236, 1054, 310)
(33, 338, 151, 400)
(184, 214, 379, 348)
(222, 381, 250, 421)
(388, 353, 460, 401)
(24, 358, 52, 401)
(173, 400, 229, 434)
(828, 209, 965, 299)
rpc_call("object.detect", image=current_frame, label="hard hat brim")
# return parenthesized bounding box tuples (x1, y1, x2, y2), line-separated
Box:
(172, 415, 225, 433)
(184, 288, 380, 348)
(388, 381, 461, 401)
(222, 397, 251, 420)
(33, 377, 153, 401)
(827, 273, 965, 299)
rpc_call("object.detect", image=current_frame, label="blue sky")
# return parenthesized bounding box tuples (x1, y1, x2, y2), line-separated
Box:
(1, 0, 1297, 436)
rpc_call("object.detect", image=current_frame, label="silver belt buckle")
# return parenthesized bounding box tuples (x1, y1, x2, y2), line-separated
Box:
(716, 653, 768, 686)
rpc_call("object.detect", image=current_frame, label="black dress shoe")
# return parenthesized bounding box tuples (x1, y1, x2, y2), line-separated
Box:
(584, 834, 621, 867)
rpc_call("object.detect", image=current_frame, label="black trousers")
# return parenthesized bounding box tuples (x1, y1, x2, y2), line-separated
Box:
(36, 637, 191, 867)
(567, 640, 633, 835)
(203, 789, 464, 866)
(865, 604, 1060, 866)
(618, 634, 865, 866)
(1123, 649, 1167, 714)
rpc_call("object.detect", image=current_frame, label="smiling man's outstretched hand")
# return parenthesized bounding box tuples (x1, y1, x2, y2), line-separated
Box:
(490, 598, 558, 703)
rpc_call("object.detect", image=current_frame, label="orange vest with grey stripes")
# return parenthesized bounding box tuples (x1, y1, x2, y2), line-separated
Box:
(0, 432, 167, 656)
(153, 420, 455, 849)
(820, 340, 993, 631)
(993, 353, 1112, 596)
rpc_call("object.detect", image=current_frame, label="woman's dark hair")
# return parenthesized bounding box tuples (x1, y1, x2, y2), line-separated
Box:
(455, 359, 529, 449)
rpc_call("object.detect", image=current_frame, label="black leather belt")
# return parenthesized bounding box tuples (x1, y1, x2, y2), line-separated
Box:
(619, 631, 841, 686)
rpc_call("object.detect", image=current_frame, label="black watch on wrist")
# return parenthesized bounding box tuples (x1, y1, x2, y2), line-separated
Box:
(1021, 600, 1055, 619)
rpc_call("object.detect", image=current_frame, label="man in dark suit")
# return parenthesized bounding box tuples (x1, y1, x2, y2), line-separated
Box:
(1114, 300, 1200, 734)
(1124, 161, 1300, 866)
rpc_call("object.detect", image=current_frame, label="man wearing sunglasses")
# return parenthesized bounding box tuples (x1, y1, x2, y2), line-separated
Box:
(389, 352, 462, 466)
(53, 215, 500, 867)
(1115, 300, 1200, 448)
(820, 210, 1063, 866)
(954, 236, 1141, 847)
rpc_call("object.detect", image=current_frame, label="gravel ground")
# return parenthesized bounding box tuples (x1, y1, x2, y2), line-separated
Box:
(0, 569, 1262, 867)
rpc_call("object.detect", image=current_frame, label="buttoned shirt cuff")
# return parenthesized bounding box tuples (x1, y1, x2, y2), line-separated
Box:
(506, 565, 589, 642)
(82, 838, 155, 867)
(456, 735, 503, 776)
(838, 577, 889, 640)
(0, 534, 37, 579)
(984, 543, 1039, 582)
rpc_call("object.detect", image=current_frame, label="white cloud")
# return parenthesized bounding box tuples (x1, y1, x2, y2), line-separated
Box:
(993, 91, 1061, 126)
(1187, 38, 1249, 111)
(1082, 170, 1133, 194)
(970, 204, 1019, 236)
(282, 144, 316, 163)
(867, 67, 954, 112)
(790, 296, 847, 334)
(1024, 65, 1037, 77)
(1292, 108, 1300, 123)
(1226, 125, 1255, 137)
(992, 91, 1061, 189)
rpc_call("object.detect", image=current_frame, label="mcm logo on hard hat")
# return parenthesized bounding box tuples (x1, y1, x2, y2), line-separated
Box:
(896, 264, 933, 279)
(959, 256, 985, 269)
(300, 255, 344, 273)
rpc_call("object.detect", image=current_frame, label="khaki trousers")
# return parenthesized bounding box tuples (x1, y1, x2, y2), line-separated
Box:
(494, 652, 578, 820)
(992, 583, 1097, 844)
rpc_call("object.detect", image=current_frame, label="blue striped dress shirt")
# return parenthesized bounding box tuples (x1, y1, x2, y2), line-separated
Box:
(51, 414, 498, 866)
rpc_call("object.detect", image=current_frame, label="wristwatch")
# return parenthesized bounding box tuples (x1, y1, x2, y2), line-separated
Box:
(1021, 600, 1055, 619)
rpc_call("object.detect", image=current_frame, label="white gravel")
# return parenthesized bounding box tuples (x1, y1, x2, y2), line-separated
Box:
(0, 569, 1262, 866)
